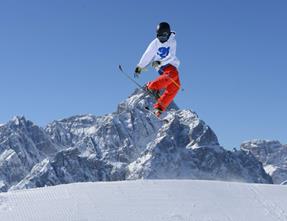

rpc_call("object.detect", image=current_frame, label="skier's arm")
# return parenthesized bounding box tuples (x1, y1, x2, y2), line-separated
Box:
(137, 40, 157, 69)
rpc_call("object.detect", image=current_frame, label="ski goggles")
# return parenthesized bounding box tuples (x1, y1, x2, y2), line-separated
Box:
(157, 32, 170, 42)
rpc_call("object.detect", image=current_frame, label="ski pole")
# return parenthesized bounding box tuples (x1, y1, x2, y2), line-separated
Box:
(118, 65, 166, 107)
(118, 65, 144, 90)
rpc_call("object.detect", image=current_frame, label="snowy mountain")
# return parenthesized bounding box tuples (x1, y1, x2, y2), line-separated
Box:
(241, 139, 287, 184)
(0, 89, 272, 192)
(1, 180, 287, 221)
(0, 116, 63, 191)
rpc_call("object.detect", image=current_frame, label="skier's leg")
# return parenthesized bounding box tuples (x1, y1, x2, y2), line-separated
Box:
(154, 78, 180, 111)
(151, 65, 181, 111)
(147, 65, 179, 90)
(147, 74, 173, 111)
(147, 74, 171, 91)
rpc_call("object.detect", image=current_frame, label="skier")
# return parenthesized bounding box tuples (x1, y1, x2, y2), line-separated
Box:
(134, 22, 181, 117)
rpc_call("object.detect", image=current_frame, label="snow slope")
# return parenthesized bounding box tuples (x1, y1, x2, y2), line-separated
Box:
(0, 180, 286, 221)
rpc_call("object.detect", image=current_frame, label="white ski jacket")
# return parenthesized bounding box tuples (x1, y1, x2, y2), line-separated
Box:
(137, 33, 180, 69)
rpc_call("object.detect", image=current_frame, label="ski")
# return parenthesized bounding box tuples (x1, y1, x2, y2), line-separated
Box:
(144, 106, 169, 124)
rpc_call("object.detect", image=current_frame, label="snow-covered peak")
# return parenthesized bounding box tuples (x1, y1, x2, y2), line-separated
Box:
(10, 115, 31, 127)
(241, 139, 286, 163)
(0, 116, 63, 191)
(117, 88, 179, 114)
(241, 139, 283, 151)
(241, 139, 287, 184)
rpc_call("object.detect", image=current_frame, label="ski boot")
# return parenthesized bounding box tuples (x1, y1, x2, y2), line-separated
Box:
(144, 84, 160, 100)
(154, 107, 163, 117)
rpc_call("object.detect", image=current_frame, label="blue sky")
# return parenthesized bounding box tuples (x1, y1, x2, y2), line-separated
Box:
(0, 0, 286, 149)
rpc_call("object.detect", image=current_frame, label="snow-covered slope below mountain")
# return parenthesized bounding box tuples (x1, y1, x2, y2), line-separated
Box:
(241, 140, 287, 184)
(0, 180, 287, 221)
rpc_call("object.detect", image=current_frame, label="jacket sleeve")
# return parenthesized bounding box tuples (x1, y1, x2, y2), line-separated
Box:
(137, 40, 157, 68)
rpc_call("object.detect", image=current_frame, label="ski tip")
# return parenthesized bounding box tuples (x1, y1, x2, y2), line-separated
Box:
(118, 64, 123, 71)
(144, 106, 169, 123)
(163, 119, 169, 124)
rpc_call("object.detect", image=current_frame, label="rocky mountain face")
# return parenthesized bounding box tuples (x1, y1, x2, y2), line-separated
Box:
(0, 89, 272, 192)
(0, 117, 63, 191)
(241, 140, 287, 184)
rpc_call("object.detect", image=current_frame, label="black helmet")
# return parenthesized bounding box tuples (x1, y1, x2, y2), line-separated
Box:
(156, 22, 171, 43)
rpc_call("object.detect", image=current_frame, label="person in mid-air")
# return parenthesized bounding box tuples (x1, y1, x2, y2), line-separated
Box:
(134, 22, 181, 117)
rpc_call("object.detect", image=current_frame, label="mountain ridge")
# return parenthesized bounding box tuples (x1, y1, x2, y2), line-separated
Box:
(241, 139, 287, 184)
(0, 89, 273, 192)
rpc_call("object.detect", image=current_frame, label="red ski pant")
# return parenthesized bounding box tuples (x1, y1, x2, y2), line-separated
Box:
(147, 64, 181, 112)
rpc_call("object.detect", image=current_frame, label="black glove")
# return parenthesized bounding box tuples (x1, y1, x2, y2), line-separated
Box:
(134, 66, 142, 78)
(152, 61, 161, 69)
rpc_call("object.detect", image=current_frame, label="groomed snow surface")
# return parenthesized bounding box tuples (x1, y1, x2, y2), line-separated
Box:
(0, 180, 287, 221)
